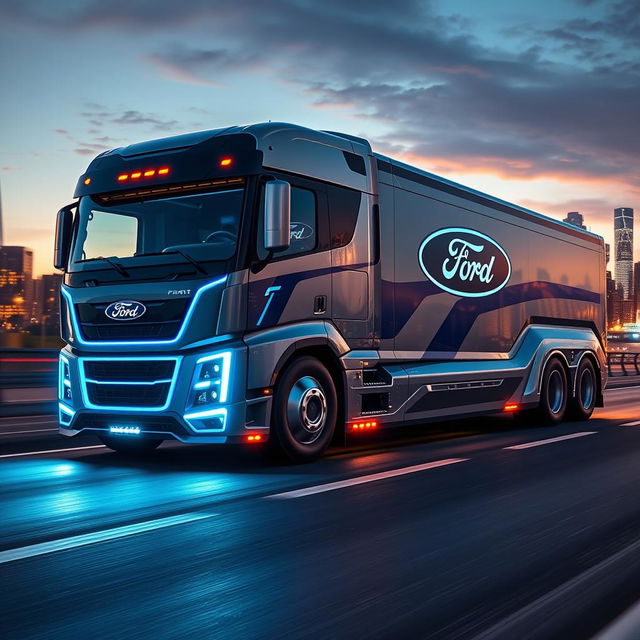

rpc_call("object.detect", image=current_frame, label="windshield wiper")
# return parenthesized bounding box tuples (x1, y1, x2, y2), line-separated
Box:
(163, 249, 207, 275)
(91, 256, 130, 278)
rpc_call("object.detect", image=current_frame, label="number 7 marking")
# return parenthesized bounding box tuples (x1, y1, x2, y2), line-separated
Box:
(257, 285, 282, 326)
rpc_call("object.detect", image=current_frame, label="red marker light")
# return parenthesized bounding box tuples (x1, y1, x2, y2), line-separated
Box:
(246, 434, 263, 443)
(504, 403, 519, 412)
(117, 174, 129, 182)
(158, 167, 170, 175)
(220, 157, 233, 167)
(83, 177, 91, 185)
(143, 169, 156, 177)
(351, 420, 378, 431)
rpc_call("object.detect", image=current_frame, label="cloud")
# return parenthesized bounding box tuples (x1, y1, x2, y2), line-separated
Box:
(3, 0, 639, 187)
(80, 104, 178, 131)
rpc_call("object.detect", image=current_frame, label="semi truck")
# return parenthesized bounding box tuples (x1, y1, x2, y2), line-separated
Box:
(54, 122, 607, 462)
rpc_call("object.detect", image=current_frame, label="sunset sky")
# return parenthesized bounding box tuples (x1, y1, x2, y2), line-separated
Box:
(0, 0, 638, 276)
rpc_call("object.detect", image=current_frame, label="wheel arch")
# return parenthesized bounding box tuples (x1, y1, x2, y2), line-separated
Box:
(271, 344, 347, 441)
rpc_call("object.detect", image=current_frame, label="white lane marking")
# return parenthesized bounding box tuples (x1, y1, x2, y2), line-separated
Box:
(472, 534, 640, 640)
(0, 445, 105, 459)
(0, 513, 215, 565)
(504, 431, 596, 450)
(267, 458, 468, 499)
(0, 428, 58, 435)
(621, 420, 640, 427)
(0, 419, 57, 427)
(594, 598, 640, 639)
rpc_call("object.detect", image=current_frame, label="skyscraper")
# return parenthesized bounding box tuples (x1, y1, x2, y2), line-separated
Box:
(0, 246, 33, 329)
(614, 208, 634, 320)
(635, 261, 640, 324)
(0, 179, 4, 247)
(563, 211, 586, 230)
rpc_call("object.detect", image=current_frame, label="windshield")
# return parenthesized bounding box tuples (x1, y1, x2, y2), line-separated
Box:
(70, 185, 244, 273)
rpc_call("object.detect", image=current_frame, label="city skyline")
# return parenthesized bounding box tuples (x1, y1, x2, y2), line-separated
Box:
(1, 0, 639, 276)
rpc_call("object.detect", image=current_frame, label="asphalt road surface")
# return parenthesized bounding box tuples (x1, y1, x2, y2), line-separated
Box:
(1, 384, 640, 640)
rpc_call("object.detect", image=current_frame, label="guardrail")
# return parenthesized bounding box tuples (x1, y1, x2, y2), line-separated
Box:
(607, 352, 640, 377)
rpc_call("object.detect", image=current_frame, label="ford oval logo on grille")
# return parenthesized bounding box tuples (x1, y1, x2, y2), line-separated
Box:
(418, 227, 511, 297)
(104, 300, 147, 321)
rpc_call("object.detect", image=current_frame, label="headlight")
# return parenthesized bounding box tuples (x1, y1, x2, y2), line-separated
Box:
(188, 351, 231, 409)
(59, 354, 73, 405)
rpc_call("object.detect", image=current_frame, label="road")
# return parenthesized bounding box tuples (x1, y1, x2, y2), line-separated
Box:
(1, 385, 640, 639)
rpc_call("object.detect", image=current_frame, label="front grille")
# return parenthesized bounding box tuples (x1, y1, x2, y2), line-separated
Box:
(86, 381, 171, 407)
(76, 298, 189, 341)
(82, 358, 177, 408)
(84, 359, 175, 381)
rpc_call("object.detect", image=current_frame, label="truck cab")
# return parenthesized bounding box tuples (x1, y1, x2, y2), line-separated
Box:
(55, 123, 377, 461)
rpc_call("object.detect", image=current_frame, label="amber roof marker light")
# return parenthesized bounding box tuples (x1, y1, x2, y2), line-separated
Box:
(219, 157, 233, 167)
(116, 166, 170, 183)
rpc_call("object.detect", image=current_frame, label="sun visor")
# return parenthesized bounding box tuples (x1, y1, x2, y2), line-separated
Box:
(75, 133, 262, 198)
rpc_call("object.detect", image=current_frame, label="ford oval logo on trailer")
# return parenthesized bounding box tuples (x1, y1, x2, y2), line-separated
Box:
(418, 228, 511, 297)
(104, 300, 147, 321)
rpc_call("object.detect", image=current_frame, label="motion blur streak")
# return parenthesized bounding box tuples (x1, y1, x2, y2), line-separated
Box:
(0, 513, 216, 564)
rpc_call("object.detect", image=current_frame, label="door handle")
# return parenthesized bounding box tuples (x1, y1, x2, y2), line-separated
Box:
(314, 295, 327, 314)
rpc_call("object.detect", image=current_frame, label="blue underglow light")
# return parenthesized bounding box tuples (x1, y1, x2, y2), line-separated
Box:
(60, 275, 227, 347)
(109, 426, 141, 435)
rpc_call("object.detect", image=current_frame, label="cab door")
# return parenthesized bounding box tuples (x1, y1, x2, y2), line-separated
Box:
(248, 176, 331, 331)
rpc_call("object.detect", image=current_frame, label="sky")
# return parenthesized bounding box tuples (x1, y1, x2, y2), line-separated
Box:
(0, 0, 638, 276)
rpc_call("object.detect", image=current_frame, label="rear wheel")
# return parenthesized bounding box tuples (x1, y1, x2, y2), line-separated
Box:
(534, 357, 568, 425)
(98, 434, 162, 455)
(269, 356, 338, 463)
(567, 358, 597, 421)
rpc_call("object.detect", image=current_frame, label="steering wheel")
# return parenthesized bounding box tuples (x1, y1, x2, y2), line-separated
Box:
(204, 230, 237, 244)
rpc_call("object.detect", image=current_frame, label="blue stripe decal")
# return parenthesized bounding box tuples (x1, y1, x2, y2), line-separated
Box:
(249, 262, 370, 329)
(426, 281, 601, 353)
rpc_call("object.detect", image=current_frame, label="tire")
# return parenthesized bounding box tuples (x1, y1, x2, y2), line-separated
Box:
(269, 356, 338, 463)
(567, 358, 597, 421)
(535, 357, 568, 425)
(98, 434, 162, 455)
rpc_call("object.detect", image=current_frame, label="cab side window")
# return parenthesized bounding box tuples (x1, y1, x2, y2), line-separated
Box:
(258, 186, 317, 260)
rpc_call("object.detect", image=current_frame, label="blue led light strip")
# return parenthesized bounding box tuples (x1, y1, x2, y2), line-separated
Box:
(60, 275, 227, 347)
(78, 356, 182, 412)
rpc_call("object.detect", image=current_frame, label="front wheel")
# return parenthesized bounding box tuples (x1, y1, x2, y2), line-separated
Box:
(269, 356, 338, 463)
(98, 434, 162, 456)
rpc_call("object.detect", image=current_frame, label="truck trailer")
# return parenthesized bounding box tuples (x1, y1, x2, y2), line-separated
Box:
(54, 122, 607, 461)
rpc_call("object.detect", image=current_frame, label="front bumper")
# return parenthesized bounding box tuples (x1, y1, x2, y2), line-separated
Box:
(57, 343, 271, 444)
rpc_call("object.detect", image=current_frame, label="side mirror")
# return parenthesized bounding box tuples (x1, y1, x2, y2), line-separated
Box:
(264, 180, 291, 252)
(54, 205, 75, 271)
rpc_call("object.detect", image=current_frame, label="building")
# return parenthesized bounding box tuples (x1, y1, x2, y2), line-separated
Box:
(0, 178, 4, 247)
(0, 246, 34, 330)
(635, 261, 640, 324)
(614, 207, 634, 304)
(563, 211, 586, 230)
(32, 273, 63, 334)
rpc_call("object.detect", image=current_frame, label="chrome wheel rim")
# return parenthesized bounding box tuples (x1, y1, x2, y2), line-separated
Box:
(580, 367, 595, 410)
(286, 376, 327, 445)
(548, 369, 565, 415)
